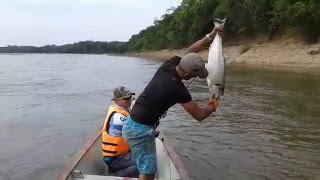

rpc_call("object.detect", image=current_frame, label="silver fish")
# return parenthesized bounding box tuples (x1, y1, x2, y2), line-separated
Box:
(206, 18, 226, 99)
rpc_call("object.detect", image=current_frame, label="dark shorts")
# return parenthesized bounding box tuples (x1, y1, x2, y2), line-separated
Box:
(103, 153, 139, 177)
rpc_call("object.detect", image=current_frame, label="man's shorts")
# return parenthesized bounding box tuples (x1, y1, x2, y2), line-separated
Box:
(122, 117, 157, 175)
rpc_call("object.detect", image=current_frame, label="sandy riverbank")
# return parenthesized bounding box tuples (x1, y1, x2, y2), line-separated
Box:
(128, 39, 320, 69)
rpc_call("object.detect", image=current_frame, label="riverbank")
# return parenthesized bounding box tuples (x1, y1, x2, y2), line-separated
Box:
(128, 39, 320, 69)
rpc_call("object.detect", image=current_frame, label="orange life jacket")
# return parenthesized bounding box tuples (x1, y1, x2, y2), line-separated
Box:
(102, 105, 130, 157)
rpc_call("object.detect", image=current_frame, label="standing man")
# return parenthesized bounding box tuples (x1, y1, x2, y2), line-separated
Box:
(101, 86, 139, 178)
(122, 27, 224, 180)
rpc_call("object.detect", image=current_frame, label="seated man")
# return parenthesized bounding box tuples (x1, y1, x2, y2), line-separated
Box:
(101, 86, 138, 178)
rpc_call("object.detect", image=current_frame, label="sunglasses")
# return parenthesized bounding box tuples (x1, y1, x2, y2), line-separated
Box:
(122, 95, 135, 101)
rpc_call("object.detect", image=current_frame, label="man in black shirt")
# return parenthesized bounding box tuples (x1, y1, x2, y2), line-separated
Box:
(123, 27, 223, 180)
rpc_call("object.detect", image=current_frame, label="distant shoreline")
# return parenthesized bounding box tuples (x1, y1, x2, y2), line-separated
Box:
(2, 39, 319, 70)
(125, 39, 320, 70)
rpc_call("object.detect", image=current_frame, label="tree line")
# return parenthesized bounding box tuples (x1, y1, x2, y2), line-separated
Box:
(126, 0, 320, 52)
(0, 41, 127, 54)
(1, 0, 319, 54)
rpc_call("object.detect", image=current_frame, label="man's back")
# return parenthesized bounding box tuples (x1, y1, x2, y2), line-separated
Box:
(130, 56, 192, 125)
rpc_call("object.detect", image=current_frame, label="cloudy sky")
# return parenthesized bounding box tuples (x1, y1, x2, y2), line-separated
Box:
(0, 0, 181, 46)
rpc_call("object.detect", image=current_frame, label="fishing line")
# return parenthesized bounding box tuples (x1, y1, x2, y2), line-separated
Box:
(186, 77, 197, 88)
(186, 77, 221, 101)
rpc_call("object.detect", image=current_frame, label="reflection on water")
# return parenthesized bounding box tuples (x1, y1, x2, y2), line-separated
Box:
(0, 54, 319, 180)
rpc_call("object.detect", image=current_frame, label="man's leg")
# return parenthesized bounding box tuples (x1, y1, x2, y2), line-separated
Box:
(139, 174, 154, 180)
(117, 164, 139, 178)
(134, 136, 156, 180)
(123, 118, 157, 180)
(106, 153, 139, 178)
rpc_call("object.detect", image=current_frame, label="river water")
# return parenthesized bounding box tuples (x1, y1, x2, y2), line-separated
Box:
(0, 54, 319, 180)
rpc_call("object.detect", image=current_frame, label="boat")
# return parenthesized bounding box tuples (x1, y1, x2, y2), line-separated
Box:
(57, 126, 191, 180)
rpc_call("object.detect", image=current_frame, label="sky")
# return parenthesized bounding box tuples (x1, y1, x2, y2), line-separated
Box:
(0, 0, 181, 46)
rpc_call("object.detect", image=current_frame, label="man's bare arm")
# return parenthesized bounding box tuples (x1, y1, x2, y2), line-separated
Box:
(184, 28, 223, 55)
(180, 100, 218, 121)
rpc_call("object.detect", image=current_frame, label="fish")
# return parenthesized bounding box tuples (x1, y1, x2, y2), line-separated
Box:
(206, 18, 226, 99)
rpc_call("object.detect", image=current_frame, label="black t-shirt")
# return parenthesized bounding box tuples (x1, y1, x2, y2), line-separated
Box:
(130, 56, 192, 125)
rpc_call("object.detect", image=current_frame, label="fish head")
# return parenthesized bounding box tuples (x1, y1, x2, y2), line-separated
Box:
(209, 84, 224, 98)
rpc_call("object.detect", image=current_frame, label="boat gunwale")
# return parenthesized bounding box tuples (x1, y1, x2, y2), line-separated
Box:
(57, 126, 103, 180)
(158, 132, 192, 180)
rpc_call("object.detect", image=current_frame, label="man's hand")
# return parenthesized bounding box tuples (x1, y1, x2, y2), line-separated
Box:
(209, 27, 224, 38)
(184, 27, 224, 55)
(208, 99, 219, 112)
(160, 111, 167, 119)
(154, 130, 160, 138)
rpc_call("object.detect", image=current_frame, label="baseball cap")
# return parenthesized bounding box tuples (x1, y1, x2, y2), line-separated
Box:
(111, 86, 135, 101)
(178, 53, 208, 79)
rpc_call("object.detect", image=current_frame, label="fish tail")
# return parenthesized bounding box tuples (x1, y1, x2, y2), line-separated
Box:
(213, 18, 227, 28)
